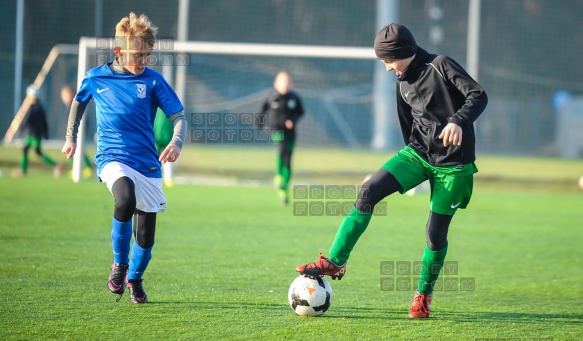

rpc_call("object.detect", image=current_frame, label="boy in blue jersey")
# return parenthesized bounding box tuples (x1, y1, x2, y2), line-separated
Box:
(61, 13, 187, 303)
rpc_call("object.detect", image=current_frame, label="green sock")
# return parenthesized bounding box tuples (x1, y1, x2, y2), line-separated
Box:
(20, 153, 28, 173)
(41, 154, 57, 167)
(281, 167, 290, 190)
(416, 244, 448, 295)
(281, 141, 295, 190)
(83, 154, 92, 168)
(328, 206, 372, 265)
(276, 157, 284, 177)
(274, 158, 283, 189)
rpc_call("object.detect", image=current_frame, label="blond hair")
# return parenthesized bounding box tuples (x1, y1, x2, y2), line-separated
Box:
(274, 70, 294, 94)
(115, 12, 158, 49)
(275, 70, 292, 82)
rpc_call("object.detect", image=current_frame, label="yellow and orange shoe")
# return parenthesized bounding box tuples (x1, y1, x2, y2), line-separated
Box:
(296, 253, 346, 280)
(277, 189, 288, 206)
(273, 175, 283, 189)
(408, 291, 432, 318)
(53, 162, 65, 179)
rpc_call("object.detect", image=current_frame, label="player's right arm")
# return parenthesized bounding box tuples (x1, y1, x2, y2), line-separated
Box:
(62, 100, 88, 159)
(40, 106, 50, 139)
(62, 72, 93, 159)
(396, 87, 414, 146)
(256, 100, 269, 129)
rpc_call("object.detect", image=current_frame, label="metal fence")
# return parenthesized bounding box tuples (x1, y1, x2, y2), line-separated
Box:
(2, 0, 582, 156)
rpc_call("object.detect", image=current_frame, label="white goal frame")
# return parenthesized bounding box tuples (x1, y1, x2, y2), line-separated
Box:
(72, 37, 380, 182)
(3, 44, 78, 144)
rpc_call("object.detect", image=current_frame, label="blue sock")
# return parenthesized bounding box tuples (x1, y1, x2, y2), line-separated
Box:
(128, 241, 153, 281)
(111, 217, 132, 264)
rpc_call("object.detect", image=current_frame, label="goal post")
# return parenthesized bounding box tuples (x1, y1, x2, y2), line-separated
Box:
(3, 44, 78, 144)
(73, 37, 391, 182)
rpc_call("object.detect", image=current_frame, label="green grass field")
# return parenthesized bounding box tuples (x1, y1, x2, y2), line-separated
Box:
(1, 145, 582, 340)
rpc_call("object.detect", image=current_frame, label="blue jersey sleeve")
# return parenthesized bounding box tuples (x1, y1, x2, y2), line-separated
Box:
(154, 75, 183, 116)
(75, 72, 93, 104)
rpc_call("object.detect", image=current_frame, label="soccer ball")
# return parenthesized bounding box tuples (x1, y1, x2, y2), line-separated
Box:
(288, 275, 333, 316)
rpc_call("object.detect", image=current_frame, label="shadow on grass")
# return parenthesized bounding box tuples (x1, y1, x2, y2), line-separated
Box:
(146, 300, 404, 319)
(146, 301, 285, 310)
(436, 310, 583, 324)
(137, 300, 583, 324)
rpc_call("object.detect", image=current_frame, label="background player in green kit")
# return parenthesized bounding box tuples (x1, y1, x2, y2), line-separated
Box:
(15, 85, 64, 178)
(296, 23, 488, 318)
(258, 71, 304, 205)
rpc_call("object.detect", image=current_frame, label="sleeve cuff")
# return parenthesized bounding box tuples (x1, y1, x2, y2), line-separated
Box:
(448, 116, 464, 127)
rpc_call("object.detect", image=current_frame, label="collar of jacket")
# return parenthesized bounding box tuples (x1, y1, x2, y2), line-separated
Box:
(397, 47, 430, 81)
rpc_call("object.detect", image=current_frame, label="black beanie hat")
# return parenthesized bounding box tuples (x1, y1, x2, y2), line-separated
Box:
(374, 23, 418, 60)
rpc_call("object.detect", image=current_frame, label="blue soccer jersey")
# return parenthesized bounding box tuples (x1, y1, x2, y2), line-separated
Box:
(75, 62, 183, 178)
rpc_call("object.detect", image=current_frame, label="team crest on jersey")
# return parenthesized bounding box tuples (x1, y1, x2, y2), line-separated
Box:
(287, 99, 296, 109)
(137, 84, 146, 99)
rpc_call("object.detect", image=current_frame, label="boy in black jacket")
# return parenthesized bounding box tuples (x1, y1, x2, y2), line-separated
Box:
(296, 23, 488, 318)
(258, 71, 304, 205)
(17, 85, 63, 178)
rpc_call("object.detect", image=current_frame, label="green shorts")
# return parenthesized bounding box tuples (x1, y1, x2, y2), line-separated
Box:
(24, 135, 42, 149)
(381, 146, 478, 215)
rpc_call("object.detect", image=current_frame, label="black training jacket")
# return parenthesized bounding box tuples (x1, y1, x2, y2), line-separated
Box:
(259, 91, 304, 140)
(396, 47, 488, 166)
(22, 102, 49, 139)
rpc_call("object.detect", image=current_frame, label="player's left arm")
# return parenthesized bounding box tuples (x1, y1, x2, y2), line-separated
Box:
(154, 73, 187, 163)
(441, 56, 488, 126)
(159, 110, 187, 163)
(285, 94, 305, 129)
(439, 122, 463, 147)
(438, 57, 488, 147)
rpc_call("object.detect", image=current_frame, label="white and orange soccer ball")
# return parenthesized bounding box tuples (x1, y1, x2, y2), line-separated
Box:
(288, 275, 333, 316)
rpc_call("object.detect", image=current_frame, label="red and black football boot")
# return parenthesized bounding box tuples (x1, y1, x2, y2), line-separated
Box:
(408, 291, 433, 318)
(296, 253, 346, 280)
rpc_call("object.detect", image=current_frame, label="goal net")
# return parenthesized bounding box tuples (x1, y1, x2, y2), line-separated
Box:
(22, 38, 386, 181)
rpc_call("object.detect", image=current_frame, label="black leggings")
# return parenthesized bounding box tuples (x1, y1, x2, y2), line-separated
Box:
(355, 168, 402, 214)
(23, 145, 43, 157)
(355, 168, 451, 251)
(111, 176, 157, 248)
(425, 211, 451, 250)
(278, 140, 293, 169)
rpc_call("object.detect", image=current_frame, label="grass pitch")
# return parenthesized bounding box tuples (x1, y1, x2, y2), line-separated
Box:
(1, 145, 582, 340)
